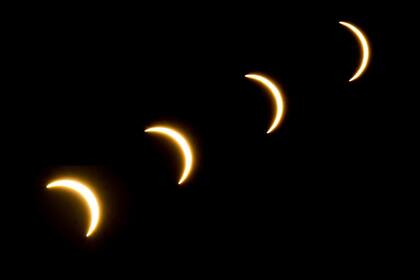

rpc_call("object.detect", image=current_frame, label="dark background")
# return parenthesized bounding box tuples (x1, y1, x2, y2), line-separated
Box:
(1, 5, 409, 277)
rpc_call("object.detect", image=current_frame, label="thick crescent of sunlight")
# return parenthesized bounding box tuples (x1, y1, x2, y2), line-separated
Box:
(47, 179, 100, 237)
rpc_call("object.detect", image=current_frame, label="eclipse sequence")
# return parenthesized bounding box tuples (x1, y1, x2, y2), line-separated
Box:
(45, 21, 371, 238)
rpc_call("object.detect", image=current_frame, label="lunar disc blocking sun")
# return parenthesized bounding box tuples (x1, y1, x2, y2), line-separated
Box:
(245, 73, 286, 134)
(145, 126, 194, 185)
(339, 21, 371, 82)
(47, 179, 101, 237)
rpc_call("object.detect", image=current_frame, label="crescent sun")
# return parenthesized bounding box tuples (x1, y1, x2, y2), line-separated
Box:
(47, 179, 101, 237)
(245, 73, 285, 134)
(339, 21, 371, 82)
(145, 126, 194, 185)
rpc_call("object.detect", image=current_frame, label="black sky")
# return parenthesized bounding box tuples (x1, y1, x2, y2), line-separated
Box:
(1, 6, 409, 277)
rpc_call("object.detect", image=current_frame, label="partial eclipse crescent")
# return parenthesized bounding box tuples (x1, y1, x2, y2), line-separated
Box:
(47, 179, 100, 237)
(245, 74, 285, 134)
(145, 126, 194, 185)
(339, 21, 371, 82)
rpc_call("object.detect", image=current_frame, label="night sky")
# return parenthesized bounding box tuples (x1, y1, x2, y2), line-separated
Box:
(2, 6, 408, 277)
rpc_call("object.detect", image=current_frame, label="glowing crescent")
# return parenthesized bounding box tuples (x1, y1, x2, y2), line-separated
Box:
(245, 74, 285, 134)
(339, 21, 371, 82)
(145, 126, 194, 185)
(47, 179, 100, 237)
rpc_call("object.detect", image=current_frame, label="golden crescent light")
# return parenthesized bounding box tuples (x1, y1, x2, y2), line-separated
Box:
(339, 21, 371, 82)
(145, 126, 194, 185)
(47, 179, 101, 237)
(245, 73, 285, 134)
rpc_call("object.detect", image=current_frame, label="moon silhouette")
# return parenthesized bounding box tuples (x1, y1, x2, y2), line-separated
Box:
(47, 179, 101, 237)
(339, 21, 371, 82)
(145, 126, 194, 185)
(245, 73, 285, 134)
